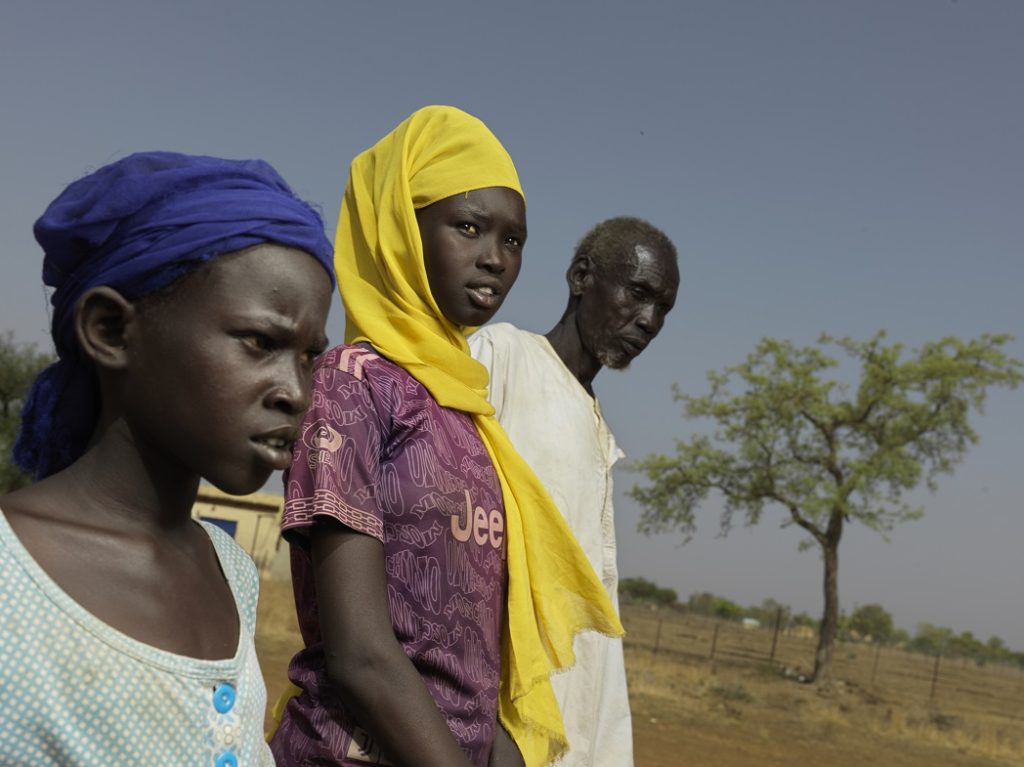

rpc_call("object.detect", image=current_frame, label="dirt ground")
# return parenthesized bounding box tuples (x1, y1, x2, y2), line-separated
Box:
(257, 578, 1023, 766)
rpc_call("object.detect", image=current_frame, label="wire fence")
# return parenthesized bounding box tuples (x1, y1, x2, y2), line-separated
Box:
(622, 606, 1024, 720)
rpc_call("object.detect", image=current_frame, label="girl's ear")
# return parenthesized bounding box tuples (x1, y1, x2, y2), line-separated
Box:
(73, 286, 137, 370)
(567, 253, 595, 297)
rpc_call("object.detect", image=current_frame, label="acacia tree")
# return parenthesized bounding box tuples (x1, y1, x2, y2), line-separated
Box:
(0, 332, 54, 492)
(630, 332, 1021, 684)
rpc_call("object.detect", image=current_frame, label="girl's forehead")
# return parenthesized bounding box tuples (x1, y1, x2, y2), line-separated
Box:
(418, 187, 526, 223)
(151, 244, 329, 318)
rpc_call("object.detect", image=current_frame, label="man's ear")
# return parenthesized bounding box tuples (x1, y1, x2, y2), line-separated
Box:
(73, 286, 137, 371)
(567, 253, 595, 297)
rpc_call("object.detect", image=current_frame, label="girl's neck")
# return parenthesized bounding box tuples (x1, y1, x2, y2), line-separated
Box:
(56, 420, 201, 533)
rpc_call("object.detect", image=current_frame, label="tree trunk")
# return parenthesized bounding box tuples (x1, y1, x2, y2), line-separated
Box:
(812, 515, 843, 685)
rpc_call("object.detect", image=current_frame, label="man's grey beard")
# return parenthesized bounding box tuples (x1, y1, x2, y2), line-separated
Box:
(597, 349, 632, 371)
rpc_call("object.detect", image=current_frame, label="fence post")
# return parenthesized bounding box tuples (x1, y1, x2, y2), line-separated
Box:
(1016, 666, 1024, 718)
(709, 622, 720, 661)
(929, 654, 941, 704)
(768, 606, 782, 664)
(870, 642, 882, 686)
(652, 619, 663, 655)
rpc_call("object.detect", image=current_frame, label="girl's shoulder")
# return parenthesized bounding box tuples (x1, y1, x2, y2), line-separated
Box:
(199, 521, 258, 584)
(315, 343, 404, 384)
(313, 343, 428, 409)
(196, 520, 259, 627)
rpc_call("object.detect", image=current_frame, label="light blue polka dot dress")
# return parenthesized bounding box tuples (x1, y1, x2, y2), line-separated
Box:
(0, 509, 274, 766)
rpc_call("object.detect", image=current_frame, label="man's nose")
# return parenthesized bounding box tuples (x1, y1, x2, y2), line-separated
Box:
(636, 304, 662, 336)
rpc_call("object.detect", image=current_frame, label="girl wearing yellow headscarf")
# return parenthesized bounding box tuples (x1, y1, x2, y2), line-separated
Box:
(270, 106, 622, 767)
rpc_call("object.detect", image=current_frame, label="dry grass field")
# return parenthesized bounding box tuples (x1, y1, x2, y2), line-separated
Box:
(623, 604, 1024, 767)
(256, 578, 1024, 765)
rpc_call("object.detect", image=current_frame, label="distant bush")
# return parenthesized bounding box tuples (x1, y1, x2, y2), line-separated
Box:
(792, 612, 817, 630)
(687, 591, 744, 621)
(847, 603, 895, 644)
(744, 598, 791, 628)
(619, 577, 678, 607)
(904, 623, 1022, 667)
(625, 582, 1024, 666)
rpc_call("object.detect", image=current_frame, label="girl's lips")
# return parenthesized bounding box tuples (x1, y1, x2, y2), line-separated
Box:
(251, 437, 294, 470)
(466, 285, 502, 310)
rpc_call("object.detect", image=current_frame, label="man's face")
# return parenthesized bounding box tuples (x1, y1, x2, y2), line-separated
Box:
(575, 244, 679, 370)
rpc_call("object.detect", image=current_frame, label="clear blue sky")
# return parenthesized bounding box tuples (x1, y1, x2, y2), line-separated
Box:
(2, 1, 1021, 646)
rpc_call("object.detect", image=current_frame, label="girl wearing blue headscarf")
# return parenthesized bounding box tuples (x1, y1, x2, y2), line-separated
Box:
(0, 151, 335, 766)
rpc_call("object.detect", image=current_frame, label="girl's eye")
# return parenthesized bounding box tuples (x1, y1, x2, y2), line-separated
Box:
(457, 222, 479, 235)
(506, 236, 523, 249)
(241, 333, 275, 352)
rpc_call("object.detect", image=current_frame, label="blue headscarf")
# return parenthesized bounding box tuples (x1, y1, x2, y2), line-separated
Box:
(15, 151, 335, 480)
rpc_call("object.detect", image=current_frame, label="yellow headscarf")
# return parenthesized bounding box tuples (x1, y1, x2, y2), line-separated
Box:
(339, 105, 624, 766)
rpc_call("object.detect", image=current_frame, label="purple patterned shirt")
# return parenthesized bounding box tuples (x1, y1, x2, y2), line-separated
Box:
(271, 345, 506, 767)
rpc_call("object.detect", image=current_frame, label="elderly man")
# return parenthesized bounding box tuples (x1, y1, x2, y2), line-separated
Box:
(470, 216, 679, 767)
